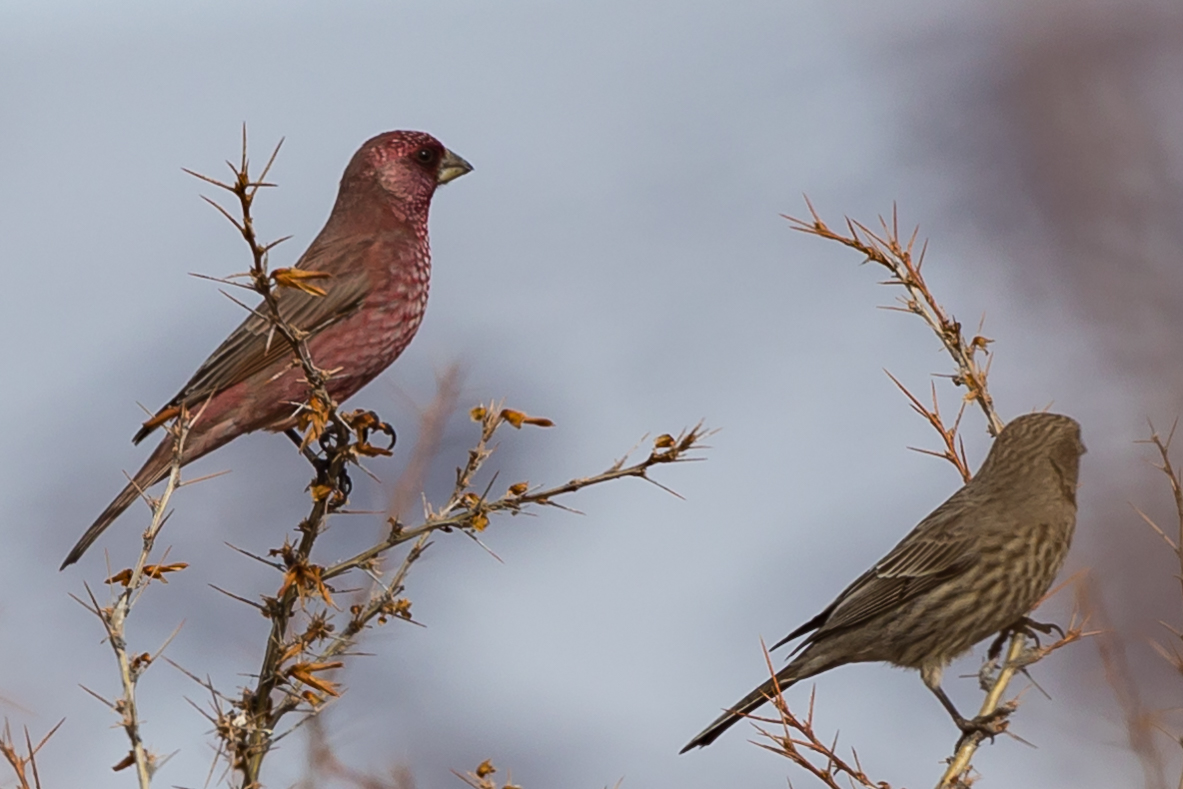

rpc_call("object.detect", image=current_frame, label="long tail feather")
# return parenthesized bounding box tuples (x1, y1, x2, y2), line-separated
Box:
(61, 439, 174, 569)
(680, 672, 797, 753)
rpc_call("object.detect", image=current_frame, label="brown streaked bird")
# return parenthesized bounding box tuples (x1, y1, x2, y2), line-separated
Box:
(62, 131, 472, 569)
(681, 412, 1084, 752)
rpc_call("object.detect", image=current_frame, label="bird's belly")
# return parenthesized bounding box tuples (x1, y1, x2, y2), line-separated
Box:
(226, 301, 426, 435)
(882, 525, 1072, 668)
(311, 304, 425, 399)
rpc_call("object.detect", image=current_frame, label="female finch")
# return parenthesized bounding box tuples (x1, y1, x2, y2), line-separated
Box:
(682, 412, 1084, 751)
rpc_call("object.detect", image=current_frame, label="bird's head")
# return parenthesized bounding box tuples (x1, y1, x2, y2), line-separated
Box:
(343, 130, 472, 219)
(980, 412, 1085, 499)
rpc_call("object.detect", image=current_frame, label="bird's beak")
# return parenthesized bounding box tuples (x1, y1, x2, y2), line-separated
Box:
(437, 149, 473, 185)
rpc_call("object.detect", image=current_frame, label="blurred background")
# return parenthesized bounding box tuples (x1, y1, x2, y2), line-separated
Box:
(3, 0, 1182, 786)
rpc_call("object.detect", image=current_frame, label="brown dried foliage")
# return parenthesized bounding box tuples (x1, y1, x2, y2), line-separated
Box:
(452, 760, 522, 789)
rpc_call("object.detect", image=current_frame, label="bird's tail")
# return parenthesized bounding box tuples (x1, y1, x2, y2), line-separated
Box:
(679, 670, 799, 753)
(61, 438, 176, 569)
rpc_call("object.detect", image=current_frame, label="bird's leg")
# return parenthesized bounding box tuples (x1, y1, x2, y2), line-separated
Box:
(285, 428, 331, 476)
(333, 465, 353, 500)
(927, 683, 1011, 743)
(986, 629, 1009, 662)
(921, 665, 1010, 744)
(317, 421, 357, 510)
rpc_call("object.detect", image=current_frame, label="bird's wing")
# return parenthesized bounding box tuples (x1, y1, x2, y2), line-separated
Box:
(775, 500, 982, 651)
(133, 236, 375, 443)
(812, 530, 978, 636)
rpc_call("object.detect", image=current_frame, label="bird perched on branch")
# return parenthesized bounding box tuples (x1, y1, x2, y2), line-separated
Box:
(681, 412, 1084, 752)
(63, 131, 472, 569)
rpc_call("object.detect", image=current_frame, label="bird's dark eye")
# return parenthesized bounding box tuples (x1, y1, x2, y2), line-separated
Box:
(415, 147, 437, 165)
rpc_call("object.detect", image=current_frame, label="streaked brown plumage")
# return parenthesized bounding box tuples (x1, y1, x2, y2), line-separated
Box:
(681, 412, 1084, 752)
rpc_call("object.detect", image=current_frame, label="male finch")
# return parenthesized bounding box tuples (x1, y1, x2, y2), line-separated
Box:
(681, 412, 1085, 752)
(63, 131, 472, 569)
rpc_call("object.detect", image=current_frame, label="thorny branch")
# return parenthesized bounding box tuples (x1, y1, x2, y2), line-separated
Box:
(319, 409, 707, 585)
(295, 715, 416, 788)
(1133, 422, 1183, 787)
(178, 130, 708, 788)
(452, 759, 522, 789)
(0, 720, 63, 789)
(180, 129, 395, 785)
(1133, 423, 1183, 617)
(788, 201, 1080, 788)
(886, 373, 971, 483)
(219, 406, 705, 786)
(939, 604, 1085, 789)
(76, 413, 191, 788)
(787, 201, 1003, 437)
(387, 366, 464, 521)
(752, 648, 892, 789)
(1085, 581, 1166, 789)
(747, 608, 1084, 789)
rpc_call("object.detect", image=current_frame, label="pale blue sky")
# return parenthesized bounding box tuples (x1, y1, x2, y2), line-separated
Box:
(1, 1, 1176, 787)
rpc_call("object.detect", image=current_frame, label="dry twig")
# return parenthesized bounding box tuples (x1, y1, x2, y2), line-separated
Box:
(787, 201, 1003, 436)
(1131, 423, 1183, 787)
(752, 647, 892, 789)
(73, 412, 191, 788)
(886, 373, 971, 483)
(294, 715, 415, 789)
(939, 608, 1086, 788)
(452, 759, 522, 789)
(0, 720, 62, 789)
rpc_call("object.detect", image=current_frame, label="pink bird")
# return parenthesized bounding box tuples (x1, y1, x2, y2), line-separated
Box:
(63, 131, 472, 569)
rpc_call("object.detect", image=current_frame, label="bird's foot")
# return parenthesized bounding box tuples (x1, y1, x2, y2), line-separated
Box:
(285, 428, 329, 472)
(285, 428, 354, 509)
(987, 617, 1065, 660)
(328, 466, 353, 503)
(954, 704, 1015, 747)
(341, 408, 397, 456)
(1013, 616, 1065, 643)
